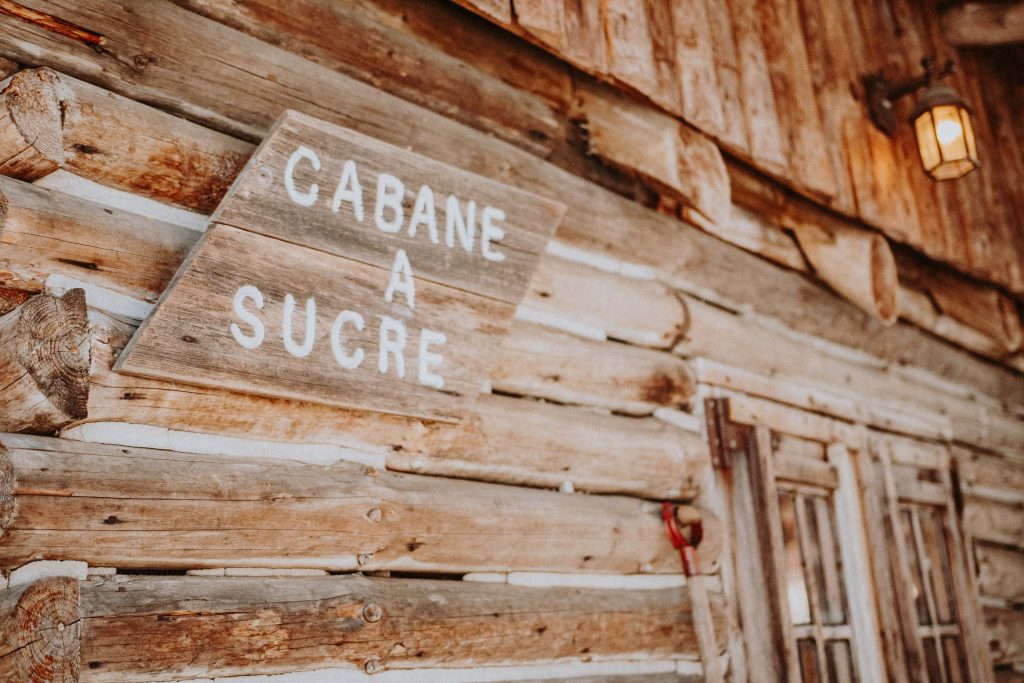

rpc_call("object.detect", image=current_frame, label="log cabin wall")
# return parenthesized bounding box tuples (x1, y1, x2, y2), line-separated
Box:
(0, 1, 1020, 682)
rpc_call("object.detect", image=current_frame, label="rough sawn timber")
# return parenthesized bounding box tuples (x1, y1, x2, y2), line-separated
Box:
(0, 289, 89, 434)
(1, 574, 724, 681)
(0, 433, 717, 573)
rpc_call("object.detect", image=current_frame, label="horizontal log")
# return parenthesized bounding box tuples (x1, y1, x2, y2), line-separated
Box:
(0, 289, 89, 434)
(400, 393, 709, 499)
(76, 308, 708, 500)
(976, 544, 1024, 604)
(0, 2, 1017, 409)
(0, 67, 251, 212)
(524, 256, 689, 349)
(0, 175, 195, 302)
(954, 446, 1024, 498)
(897, 284, 1012, 361)
(493, 322, 696, 414)
(572, 79, 730, 228)
(942, 1, 1024, 46)
(0, 574, 724, 681)
(0, 432, 717, 573)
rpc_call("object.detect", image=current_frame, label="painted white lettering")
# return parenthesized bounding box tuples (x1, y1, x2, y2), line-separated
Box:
(445, 196, 476, 252)
(384, 249, 416, 309)
(418, 328, 446, 389)
(375, 173, 405, 233)
(282, 294, 316, 358)
(378, 316, 407, 379)
(330, 310, 365, 369)
(481, 206, 507, 262)
(229, 285, 265, 350)
(407, 185, 439, 244)
(330, 159, 364, 220)
(284, 146, 320, 207)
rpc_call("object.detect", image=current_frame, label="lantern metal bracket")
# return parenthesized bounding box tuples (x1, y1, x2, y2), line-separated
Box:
(864, 57, 956, 136)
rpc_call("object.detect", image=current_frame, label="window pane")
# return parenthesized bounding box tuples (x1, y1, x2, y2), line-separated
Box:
(921, 509, 957, 625)
(922, 637, 943, 683)
(798, 638, 822, 683)
(779, 490, 811, 625)
(825, 640, 856, 683)
(810, 494, 848, 625)
(801, 495, 827, 624)
(899, 508, 931, 625)
(942, 636, 967, 683)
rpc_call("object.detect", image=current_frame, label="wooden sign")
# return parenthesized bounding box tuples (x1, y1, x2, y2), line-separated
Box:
(116, 111, 565, 422)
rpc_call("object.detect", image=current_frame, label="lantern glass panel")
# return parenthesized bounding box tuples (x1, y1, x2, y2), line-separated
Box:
(913, 103, 978, 180)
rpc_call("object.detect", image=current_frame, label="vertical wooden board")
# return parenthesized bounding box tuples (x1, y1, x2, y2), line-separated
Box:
(643, 0, 684, 114)
(794, 0, 858, 214)
(602, 0, 661, 102)
(560, 0, 609, 74)
(512, 0, 566, 49)
(755, 0, 837, 199)
(670, 0, 727, 138)
(726, 0, 788, 172)
(212, 110, 563, 305)
(704, 0, 749, 152)
(115, 224, 511, 422)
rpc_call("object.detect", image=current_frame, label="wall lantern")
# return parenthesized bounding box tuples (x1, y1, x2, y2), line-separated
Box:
(864, 57, 979, 181)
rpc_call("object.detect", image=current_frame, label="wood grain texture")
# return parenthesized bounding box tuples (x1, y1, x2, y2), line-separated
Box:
(89, 312, 709, 500)
(0, 0, 1019, 405)
(976, 545, 1024, 605)
(0, 67, 251, 212)
(0, 175, 195, 303)
(0, 290, 89, 434)
(18, 573, 720, 681)
(116, 223, 511, 422)
(0, 576, 80, 683)
(212, 110, 564, 305)
(492, 322, 696, 415)
(0, 433, 705, 573)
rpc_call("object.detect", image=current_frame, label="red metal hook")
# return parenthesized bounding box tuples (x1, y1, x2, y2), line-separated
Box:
(661, 501, 702, 578)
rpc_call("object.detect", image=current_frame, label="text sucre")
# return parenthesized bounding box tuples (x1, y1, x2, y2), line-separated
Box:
(227, 145, 510, 391)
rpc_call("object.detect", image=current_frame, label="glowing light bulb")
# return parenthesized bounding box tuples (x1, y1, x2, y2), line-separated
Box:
(936, 119, 963, 146)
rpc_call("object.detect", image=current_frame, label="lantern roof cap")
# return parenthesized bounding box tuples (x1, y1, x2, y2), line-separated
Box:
(909, 84, 970, 122)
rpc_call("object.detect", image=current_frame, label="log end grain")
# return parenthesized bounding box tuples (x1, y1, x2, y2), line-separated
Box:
(0, 289, 91, 433)
(1, 68, 65, 178)
(0, 577, 81, 682)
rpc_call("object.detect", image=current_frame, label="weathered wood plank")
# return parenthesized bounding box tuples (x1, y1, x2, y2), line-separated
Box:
(0, 574, 723, 681)
(115, 223, 511, 422)
(727, 0, 787, 173)
(986, 605, 1024, 667)
(0, 289, 89, 434)
(755, 0, 836, 199)
(0, 3, 1019, 407)
(703, 0, 748, 152)
(572, 79, 730, 229)
(942, 1, 1024, 46)
(0, 433, 708, 573)
(669, 0, 726, 140)
(963, 497, 1024, 550)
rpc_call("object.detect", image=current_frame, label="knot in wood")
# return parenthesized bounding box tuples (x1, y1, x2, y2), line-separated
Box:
(361, 602, 383, 623)
(363, 657, 384, 674)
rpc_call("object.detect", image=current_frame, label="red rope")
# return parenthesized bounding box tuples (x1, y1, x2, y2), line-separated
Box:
(661, 501, 702, 578)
